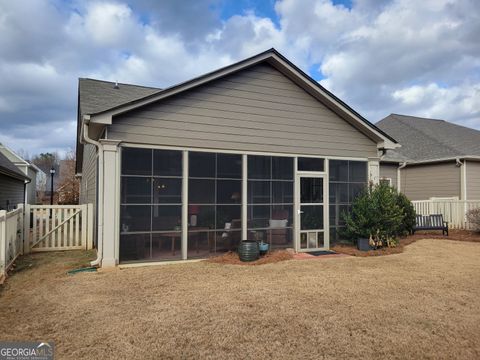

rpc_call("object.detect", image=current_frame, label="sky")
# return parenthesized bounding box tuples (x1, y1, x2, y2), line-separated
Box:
(0, 0, 479, 158)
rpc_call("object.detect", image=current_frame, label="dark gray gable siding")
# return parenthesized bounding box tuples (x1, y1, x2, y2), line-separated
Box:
(0, 174, 24, 210)
(108, 63, 378, 158)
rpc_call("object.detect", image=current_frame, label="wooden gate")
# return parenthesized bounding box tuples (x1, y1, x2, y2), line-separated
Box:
(25, 204, 94, 252)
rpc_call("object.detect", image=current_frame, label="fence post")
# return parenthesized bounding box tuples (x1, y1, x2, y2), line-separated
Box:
(23, 204, 31, 254)
(81, 204, 87, 249)
(0, 210, 7, 279)
(87, 203, 94, 250)
(17, 204, 24, 255)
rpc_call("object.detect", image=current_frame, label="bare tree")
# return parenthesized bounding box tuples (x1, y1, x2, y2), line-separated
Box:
(15, 148, 30, 161)
(31, 151, 79, 204)
(56, 151, 80, 205)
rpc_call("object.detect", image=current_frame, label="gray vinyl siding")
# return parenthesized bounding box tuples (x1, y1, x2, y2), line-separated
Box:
(400, 161, 460, 200)
(0, 174, 24, 210)
(80, 143, 97, 206)
(80, 143, 98, 245)
(379, 163, 398, 189)
(26, 167, 37, 204)
(466, 160, 480, 200)
(108, 63, 378, 158)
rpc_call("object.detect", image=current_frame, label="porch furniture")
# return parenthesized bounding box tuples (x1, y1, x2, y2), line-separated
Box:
(217, 219, 241, 252)
(158, 231, 182, 255)
(413, 214, 448, 235)
(188, 227, 214, 254)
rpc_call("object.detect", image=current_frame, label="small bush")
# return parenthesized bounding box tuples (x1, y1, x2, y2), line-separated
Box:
(466, 208, 480, 232)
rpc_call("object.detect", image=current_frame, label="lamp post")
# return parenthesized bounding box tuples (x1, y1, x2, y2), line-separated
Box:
(50, 167, 55, 218)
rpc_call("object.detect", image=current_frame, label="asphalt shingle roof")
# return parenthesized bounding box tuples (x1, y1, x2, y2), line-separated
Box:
(76, 79, 161, 172)
(0, 151, 29, 181)
(79, 78, 160, 116)
(377, 114, 480, 162)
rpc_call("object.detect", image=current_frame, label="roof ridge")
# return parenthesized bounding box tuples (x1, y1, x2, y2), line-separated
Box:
(81, 48, 396, 144)
(392, 114, 464, 156)
(390, 113, 446, 122)
(79, 77, 161, 90)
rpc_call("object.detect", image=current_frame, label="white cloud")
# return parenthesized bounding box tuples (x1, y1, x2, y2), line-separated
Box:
(82, 2, 144, 47)
(392, 83, 480, 121)
(0, 0, 479, 157)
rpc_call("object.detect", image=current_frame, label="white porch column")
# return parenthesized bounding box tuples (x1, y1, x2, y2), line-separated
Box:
(241, 154, 247, 240)
(100, 139, 121, 267)
(368, 158, 380, 185)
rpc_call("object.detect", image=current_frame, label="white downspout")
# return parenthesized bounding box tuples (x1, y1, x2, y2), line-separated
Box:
(80, 115, 104, 267)
(397, 162, 407, 192)
(456, 158, 467, 228)
(456, 158, 466, 200)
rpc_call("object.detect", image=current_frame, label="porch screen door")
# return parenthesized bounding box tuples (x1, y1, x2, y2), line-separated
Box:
(298, 175, 327, 250)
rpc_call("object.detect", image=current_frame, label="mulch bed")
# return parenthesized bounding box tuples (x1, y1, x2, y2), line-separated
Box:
(206, 250, 293, 265)
(206, 231, 480, 262)
(332, 230, 480, 257)
(408, 229, 480, 243)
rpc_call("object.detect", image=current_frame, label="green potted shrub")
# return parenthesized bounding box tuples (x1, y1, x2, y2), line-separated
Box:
(343, 182, 404, 250)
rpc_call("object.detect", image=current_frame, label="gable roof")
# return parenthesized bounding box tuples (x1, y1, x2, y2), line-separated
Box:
(77, 48, 398, 172)
(76, 79, 160, 172)
(0, 151, 30, 181)
(79, 78, 160, 115)
(377, 114, 480, 162)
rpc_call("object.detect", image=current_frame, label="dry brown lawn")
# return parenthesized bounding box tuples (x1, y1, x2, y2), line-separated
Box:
(1, 239, 480, 359)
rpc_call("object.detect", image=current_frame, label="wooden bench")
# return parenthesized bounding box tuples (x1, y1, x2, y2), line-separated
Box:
(413, 214, 449, 235)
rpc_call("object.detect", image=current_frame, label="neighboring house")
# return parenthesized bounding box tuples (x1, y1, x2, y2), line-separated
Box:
(0, 143, 39, 205)
(76, 48, 398, 267)
(377, 114, 480, 201)
(0, 151, 30, 210)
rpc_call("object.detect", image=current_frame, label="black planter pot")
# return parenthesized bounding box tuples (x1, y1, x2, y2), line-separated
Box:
(357, 238, 374, 251)
(238, 240, 260, 262)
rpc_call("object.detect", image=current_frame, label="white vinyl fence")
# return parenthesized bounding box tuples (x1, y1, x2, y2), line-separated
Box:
(26, 204, 94, 252)
(1, 203, 94, 281)
(412, 200, 480, 229)
(0, 205, 24, 280)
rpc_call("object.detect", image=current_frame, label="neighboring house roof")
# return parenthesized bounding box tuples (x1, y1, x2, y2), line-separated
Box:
(0, 151, 30, 181)
(377, 114, 480, 163)
(76, 48, 398, 173)
(0, 143, 39, 174)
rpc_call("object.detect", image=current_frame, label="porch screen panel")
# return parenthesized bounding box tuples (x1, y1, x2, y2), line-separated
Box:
(188, 152, 242, 258)
(247, 155, 293, 249)
(120, 148, 183, 262)
(329, 160, 367, 244)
